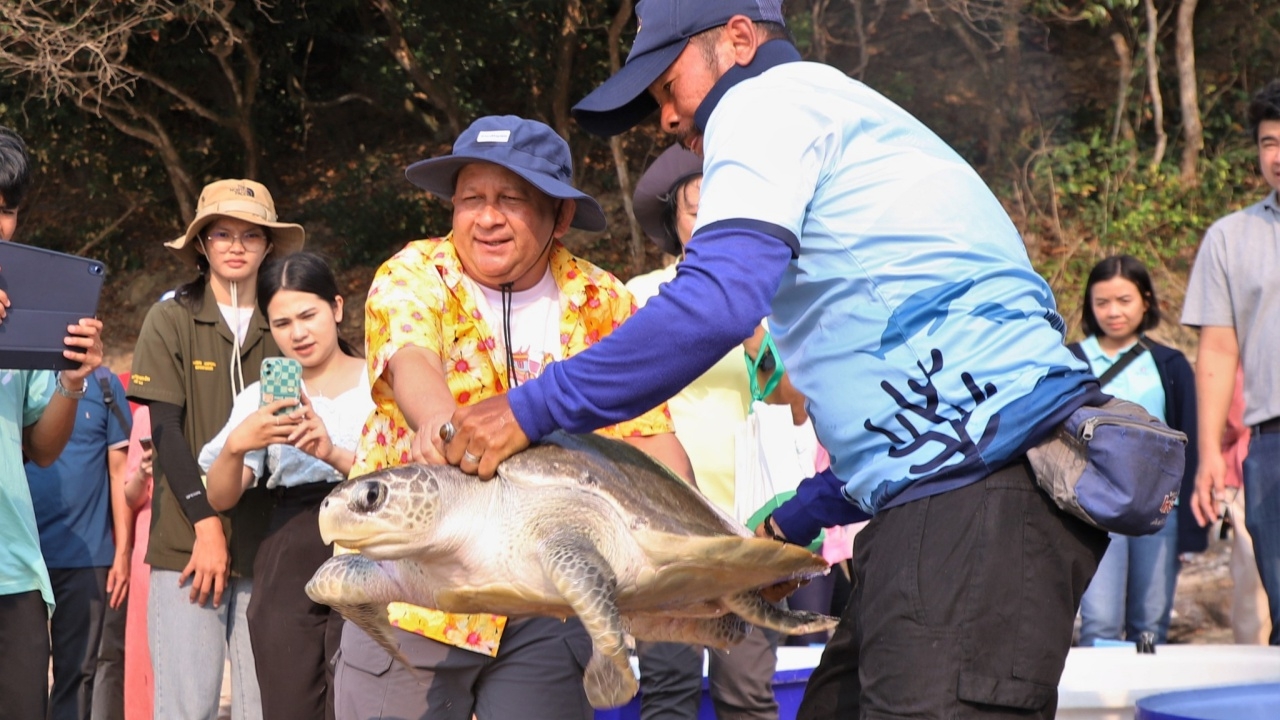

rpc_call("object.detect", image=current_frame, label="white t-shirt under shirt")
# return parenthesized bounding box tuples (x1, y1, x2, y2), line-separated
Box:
(218, 303, 253, 344)
(198, 369, 373, 488)
(473, 269, 562, 385)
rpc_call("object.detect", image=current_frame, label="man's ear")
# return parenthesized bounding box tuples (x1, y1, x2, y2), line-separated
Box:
(554, 199, 577, 237)
(723, 15, 763, 67)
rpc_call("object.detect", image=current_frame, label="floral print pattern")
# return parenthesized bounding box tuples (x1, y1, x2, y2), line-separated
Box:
(351, 235, 673, 656)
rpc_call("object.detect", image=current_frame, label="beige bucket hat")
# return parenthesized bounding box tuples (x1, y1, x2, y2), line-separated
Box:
(166, 179, 305, 265)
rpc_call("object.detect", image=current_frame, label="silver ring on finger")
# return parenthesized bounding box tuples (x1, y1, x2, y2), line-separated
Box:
(462, 450, 480, 465)
(439, 421, 456, 443)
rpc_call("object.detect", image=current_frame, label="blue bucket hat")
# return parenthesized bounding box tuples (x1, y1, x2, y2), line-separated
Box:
(405, 115, 607, 232)
(572, 0, 785, 137)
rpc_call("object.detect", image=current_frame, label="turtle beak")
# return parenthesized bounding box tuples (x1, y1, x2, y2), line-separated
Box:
(317, 479, 388, 548)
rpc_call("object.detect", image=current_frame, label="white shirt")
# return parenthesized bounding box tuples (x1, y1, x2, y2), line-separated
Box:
(198, 370, 373, 488)
(474, 269, 563, 385)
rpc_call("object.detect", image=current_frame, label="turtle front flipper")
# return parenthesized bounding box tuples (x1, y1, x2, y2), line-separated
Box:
(725, 591, 839, 636)
(306, 553, 414, 670)
(538, 531, 636, 709)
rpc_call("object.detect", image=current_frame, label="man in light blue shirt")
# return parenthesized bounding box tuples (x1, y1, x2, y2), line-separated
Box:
(440, 2, 1112, 717)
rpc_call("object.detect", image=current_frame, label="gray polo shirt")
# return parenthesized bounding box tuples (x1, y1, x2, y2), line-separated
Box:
(1182, 190, 1280, 427)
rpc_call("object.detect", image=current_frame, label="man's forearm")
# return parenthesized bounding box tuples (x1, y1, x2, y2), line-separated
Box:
(1195, 328, 1239, 457)
(23, 383, 80, 466)
(108, 448, 133, 555)
(387, 346, 456, 433)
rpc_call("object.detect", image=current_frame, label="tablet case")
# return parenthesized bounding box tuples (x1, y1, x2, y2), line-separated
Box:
(0, 241, 106, 370)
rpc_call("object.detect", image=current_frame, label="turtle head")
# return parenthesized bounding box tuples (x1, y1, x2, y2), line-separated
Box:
(318, 464, 445, 559)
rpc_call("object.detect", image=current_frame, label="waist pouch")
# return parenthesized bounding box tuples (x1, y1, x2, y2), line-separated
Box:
(1026, 397, 1186, 536)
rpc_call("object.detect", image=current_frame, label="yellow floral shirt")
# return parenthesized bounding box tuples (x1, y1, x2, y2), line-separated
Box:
(352, 235, 674, 656)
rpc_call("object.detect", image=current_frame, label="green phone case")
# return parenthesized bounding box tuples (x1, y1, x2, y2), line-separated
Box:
(260, 357, 303, 415)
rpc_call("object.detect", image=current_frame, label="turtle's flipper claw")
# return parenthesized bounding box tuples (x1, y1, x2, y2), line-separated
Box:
(307, 554, 419, 675)
(726, 591, 839, 636)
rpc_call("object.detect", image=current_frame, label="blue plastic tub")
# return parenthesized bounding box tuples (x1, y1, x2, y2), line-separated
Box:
(1134, 682, 1280, 720)
(593, 647, 820, 720)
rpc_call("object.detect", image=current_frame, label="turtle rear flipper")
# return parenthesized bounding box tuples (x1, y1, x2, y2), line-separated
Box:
(625, 613, 749, 650)
(538, 530, 636, 709)
(725, 591, 839, 636)
(306, 553, 416, 672)
(635, 532, 830, 597)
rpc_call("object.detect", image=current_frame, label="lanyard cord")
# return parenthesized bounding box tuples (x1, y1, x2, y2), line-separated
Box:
(228, 280, 246, 397)
(501, 282, 517, 390)
(493, 205, 562, 391)
(745, 331, 785, 404)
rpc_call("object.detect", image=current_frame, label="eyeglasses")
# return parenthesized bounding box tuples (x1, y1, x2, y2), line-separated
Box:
(205, 229, 269, 252)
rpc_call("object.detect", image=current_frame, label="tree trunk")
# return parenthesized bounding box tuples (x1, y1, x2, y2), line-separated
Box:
(550, 0, 584, 141)
(371, 0, 464, 137)
(1175, 0, 1202, 185)
(86, 99, 199, 221)
(811, 0, 830, 64)
(1110, 32, 1136, 147)
(1142, 0, 1167, 170)
(605, 0, 646, 275)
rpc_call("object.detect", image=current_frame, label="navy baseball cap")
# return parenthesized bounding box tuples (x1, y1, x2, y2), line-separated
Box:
(572, 0, 785, 137)
(405, 115, 606, 231)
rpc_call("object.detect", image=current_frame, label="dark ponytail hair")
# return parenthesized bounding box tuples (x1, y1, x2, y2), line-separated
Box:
(174, 254, 211, 312)
(257, 251, 362, 357)
(660, 173, 702, 251)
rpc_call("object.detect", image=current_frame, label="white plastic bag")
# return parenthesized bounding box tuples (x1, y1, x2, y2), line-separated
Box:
(734, 400, 822, 550)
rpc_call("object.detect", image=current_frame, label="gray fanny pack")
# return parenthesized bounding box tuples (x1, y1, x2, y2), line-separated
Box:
(1027, 396, 1187, 535)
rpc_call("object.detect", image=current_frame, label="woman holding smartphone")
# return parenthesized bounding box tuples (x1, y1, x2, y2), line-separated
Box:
(201, 251, 371, 720)
(128, 179, 303, 720)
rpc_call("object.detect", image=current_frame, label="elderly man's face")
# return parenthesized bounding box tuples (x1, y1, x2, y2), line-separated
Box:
(451, 163, 572, 291)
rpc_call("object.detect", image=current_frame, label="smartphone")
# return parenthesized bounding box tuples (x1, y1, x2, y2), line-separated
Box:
(139, 436, 153, 451)
(260, 357, 303, 415)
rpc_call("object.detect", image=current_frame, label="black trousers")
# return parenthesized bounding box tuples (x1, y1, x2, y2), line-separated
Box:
(49, 567, 110, 720)
(0, 589, 51, 720)
(246, 483, 344, 720)
(797, 460, 1108, 719)
(93, 596, 127, 720)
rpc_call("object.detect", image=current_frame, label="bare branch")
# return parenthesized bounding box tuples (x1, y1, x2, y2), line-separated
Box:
(76, 198, 147, 256)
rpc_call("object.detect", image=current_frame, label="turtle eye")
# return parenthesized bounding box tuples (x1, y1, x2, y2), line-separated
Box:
(350, 480, 387, 514)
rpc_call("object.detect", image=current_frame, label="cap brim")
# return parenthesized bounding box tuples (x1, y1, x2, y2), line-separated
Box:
(405, 156, 607, 233)
(633, 146, 703, 256)
(572, 40, 688, 137)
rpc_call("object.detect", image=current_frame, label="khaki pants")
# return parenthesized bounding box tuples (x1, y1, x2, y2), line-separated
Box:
(1228, 487, 1273, 644)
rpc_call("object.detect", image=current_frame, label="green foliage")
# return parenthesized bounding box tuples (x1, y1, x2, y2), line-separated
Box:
(1023, 131, 1262, 311)
(309, 152, 450, 269)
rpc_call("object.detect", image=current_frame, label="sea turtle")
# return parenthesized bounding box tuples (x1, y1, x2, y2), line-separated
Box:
(306, 431, 837, 709)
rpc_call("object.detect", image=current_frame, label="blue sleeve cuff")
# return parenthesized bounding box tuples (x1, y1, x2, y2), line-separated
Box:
(509, 223, 793, 440)
(771, 468, 873, 546)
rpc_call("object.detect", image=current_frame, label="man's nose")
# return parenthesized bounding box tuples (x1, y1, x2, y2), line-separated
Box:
(659, 101, 680, 134)
(477, 202, 504, 226)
